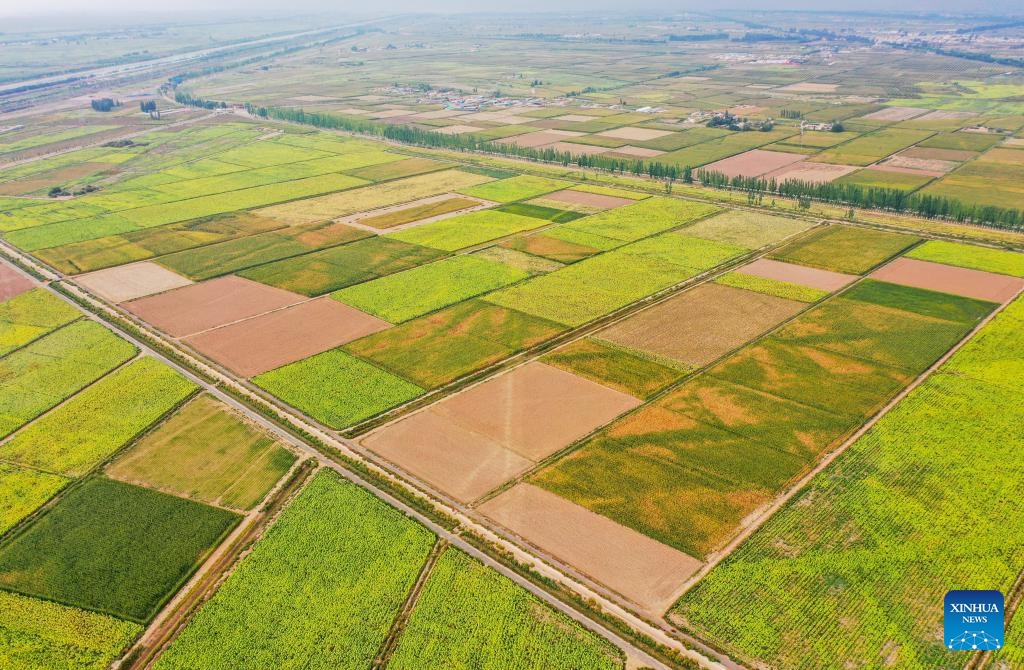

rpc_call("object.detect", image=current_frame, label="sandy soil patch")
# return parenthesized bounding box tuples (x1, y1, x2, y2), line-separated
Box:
(555, 114, 598, 122)
(900, 147, 977, 162)
(541, 189, 637, 210)
(609, 145, 666, 158)
(597, 127, 675, 141)
(704, 149, 806, 179)
(876, 155, 957, 175)
(542, 141, 611, 156)
(598, 283, 805, 367)
(410, 109, 468, 120)
(0, 261, 35, 301)
(435, 124, 485, 135)
(737, 258, 857, 291)
(123, 275, 304, 338)
(479, 484, 702, 613)
(915, 110, 978, 122)
(778, 82, 838, 93)
(496, 130, 586, 148)
(76, 262, 193, 304)
(362, 409, 533, 503)
(764, 161, 859, 184)
(432, 362, 640, 461)
(183, 297, 389, 377)
(860, 106, 929, 122)
(870, 257, 1024, 303)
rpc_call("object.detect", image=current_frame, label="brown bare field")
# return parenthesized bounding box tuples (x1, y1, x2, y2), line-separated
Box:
(0, 261, 35, 301)
(915, 110, 978, 122)
(540, 189, 635, 210)
(410, 109, 467, 120)
(860, 106, 929, 122)
(870, 257, 1024, 303)
(123, 275, 304, 337)
(609, 145, 666, 158)
(496, 130, 585, 148)
(75, 261, 193, 303)
(737, 258, 857, 291)
(435, 124, 484, 135)
(777, 82, 838, 93)
(543, 141, 611, 156)
(432, 362, 640, 461)
(764, 161, 859, 184)
(479, 483, 702, 613)
(368, 109, 412, 119)
(598, 283, 806, 367)
(704, 149, 806, 178)
(554, 114, 598, 122)
(596, 127, 675, 141)
(875, 156, 956, 176)
(183, 297, 389, 377)
(900, 147, 977, 162)
(362, 409, 533, 503)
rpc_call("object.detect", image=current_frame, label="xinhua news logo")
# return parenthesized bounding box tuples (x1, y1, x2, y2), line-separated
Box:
(944, 590, 1004, 651)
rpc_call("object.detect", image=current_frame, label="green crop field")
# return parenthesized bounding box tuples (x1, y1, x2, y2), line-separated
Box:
(253, 349, 424, 428)
(333, 255, 529, 323)
(906, 240, 1024, 277)
(0, 464, 68, 536)
(0, 590, 142, 670)
(678, 210, 813, 249)
(387, 208, 549, 251)
(346, 156, 448, 181)
(770, 225, 920, 274)
(555, 197, 719, 244)
(389, 548, 624, 670)
(347, 299, 566, 388)
(357, 196, 480, 229)
(816, 128, 933, 165)
(239, 236, 446, 296)
(0, 288, 80, 356)
(542, 337, 687, 399)
(0, 358, 197, 476)
(673, 297, 1024, 670)
(107, 395, 296, 510)
(494, 202, 586, 223)
(0, 477, 239, 622)
(0, 321, 136, 438)
(834, 168, 934, 191)
(715, 272, 830, 303)
(154, 470, 435, 670)
(459, 175, 571, 202)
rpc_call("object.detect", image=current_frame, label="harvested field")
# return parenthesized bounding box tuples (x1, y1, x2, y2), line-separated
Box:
(736, 257, 857, 291)
(479, 484, 702, 613)
(123, 276, 304, 338)
(431, 362, 640, 461)
(435, 124, 485, 135)
(869, 258, 1024, 303)
(679, 210, 813, 249)
(597, 127, 675, 141)
(598, 283, 806, 367)
(540, 189, 635, 210)
(0, 261, 34, 301)
(608, 145, 666, 158)
(777, 82, 838, 93)
(183, 297, 390, 377)
(75, 262, 192, 303)
(915, 109, 978, 122)
(496, 130, 585, 148)
(554, 114, 597, 122)
(363, 409, 533, 502)
(764, 161, 858, 184)
(860, 106, 929, 122)
(702, 149, 806, 178)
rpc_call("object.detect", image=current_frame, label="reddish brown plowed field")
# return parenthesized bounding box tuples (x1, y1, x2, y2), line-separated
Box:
(496, 130, 585, 148)
(703, 149, 806, 178)
(182, 297, 390, 377)
(432, 362, 640, 461)
(479, 484, 702, 613)
(0, 261, 35, 301)
(76, 261, 192, 303)
(123, 275, 304, 337)
(362, 409, 533, 503)
(541, 189, 635, 210)
(870, 257, 1024, 303)
(738, 258, 857, 291)
(764, 161, 858, 184)
(542, 141, 611, 156)
(598, 283, 806, 367)
(608, 145, 665, 158)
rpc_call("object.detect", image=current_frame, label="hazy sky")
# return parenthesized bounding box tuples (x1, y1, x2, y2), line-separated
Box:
(1, 0, 1020, 16)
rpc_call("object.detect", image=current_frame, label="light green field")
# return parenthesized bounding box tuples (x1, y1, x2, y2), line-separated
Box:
(0, 288, 80, 356)
(715, 272, 829, 303)
(678, 210, 813, 249)
(387, 209, 549, 251)
(906, 240, 1024, 277)
(459, 175, 572, 202)
(0, 464, 68, 536)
